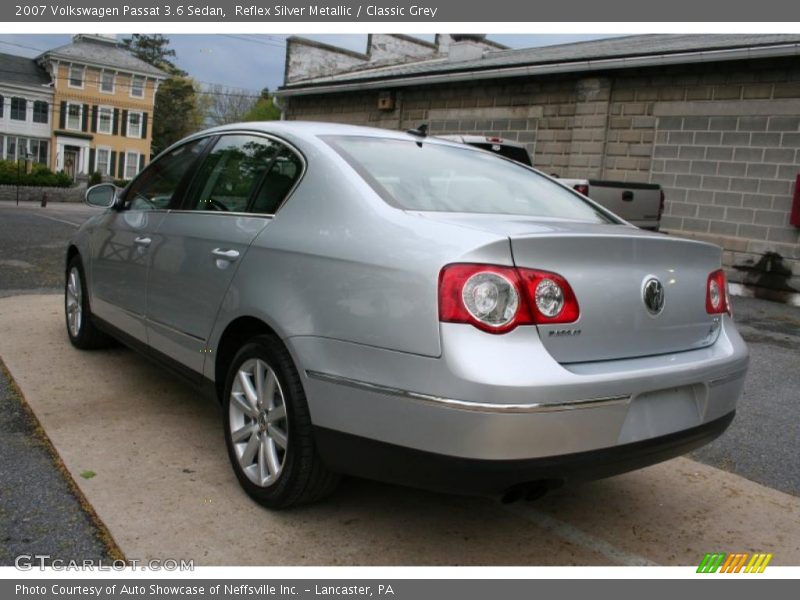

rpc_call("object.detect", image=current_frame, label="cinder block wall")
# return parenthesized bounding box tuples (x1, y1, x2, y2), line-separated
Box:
(285, 57, 800, 293)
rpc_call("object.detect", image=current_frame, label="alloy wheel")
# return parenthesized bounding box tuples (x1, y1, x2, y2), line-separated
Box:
(228, 358, 289, 487)
(66, 266, 83, 338)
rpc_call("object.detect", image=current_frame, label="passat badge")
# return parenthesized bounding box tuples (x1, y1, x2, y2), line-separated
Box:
(643, 277, 665, 315)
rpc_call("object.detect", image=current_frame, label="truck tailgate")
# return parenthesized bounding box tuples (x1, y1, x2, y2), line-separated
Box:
(587, 180, 662, 229)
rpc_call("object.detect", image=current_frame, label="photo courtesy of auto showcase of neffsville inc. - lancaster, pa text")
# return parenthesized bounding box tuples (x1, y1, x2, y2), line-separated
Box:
(0, 0, 798, 596)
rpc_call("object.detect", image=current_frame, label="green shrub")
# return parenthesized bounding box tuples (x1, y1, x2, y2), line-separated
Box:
(89, 171, 103, 186)
(0, 159, 73, 188)
(113, 179, 131, 188)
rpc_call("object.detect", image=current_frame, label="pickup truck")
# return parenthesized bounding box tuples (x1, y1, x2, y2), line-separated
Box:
(444, 134, 664, 231)
(437, 135, 533, 166)
(557, 179, 665, 231)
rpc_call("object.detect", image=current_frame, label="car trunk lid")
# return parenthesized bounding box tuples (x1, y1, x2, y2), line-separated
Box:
(415, 213, 723, 363)
(510, 226, 722, 363)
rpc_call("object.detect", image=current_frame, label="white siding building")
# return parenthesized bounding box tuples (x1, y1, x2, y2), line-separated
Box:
(0, 52, 54, 167)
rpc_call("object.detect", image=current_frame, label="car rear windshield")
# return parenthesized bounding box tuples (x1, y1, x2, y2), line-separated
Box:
(325, 136, 612, 222)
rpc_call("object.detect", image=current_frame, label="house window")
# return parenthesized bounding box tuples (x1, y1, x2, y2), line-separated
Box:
(69, 65, 84, 88)
(96, 148, 111, 175)
(6, 137, 16, 160)
(100, 71, 115, 93)
(66, 103, 82, 130)
(98, 107, 113, 134)
(125, 151, 140, 179)
(0, 95, 4, 118)
(33, 101, 48, 124)
(37, 139, 48, 165)
(127, 111, 142, 138)
(130, 76, 145, 98)
(10, 97, 26, 121)
(29, 139, 49, 166)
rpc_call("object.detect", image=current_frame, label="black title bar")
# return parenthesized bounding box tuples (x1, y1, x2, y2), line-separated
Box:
(4, 0, 800, 22)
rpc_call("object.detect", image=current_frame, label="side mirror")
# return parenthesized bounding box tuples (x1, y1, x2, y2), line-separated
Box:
(85, 183, 120, 209)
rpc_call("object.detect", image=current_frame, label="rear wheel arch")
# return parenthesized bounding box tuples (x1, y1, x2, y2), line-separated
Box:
(214, 316, 285, 402)
(221, 333, 339, 507)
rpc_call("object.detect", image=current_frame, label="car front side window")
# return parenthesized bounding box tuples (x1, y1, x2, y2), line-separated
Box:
(124, 138, 209, 211)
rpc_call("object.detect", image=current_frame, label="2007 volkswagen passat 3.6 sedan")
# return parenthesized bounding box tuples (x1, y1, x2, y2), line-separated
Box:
(65, 122, 749, 508)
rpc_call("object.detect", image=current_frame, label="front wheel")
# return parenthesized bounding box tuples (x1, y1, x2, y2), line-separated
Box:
(223, 335, 339, 509)
(65, 256, 113, 349)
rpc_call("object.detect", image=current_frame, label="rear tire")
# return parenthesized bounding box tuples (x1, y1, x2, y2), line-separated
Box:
(65, 256, 113, 350)
(222, 334, 339, 509)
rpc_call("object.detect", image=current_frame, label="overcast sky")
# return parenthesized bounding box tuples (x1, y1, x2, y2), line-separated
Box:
(0, 34, 616, 93)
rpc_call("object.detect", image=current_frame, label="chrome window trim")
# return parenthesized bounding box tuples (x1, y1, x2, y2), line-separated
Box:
(104, 208, 275, 220)
(305, 370, 631, 414)
(164, 210, 275, 219)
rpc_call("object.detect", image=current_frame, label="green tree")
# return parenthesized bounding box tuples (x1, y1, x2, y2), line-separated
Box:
(121, 35, 203, 152)
(121, 34, 185, 76)
(243, 88, 282, 122)
(152, 77, 206, 155)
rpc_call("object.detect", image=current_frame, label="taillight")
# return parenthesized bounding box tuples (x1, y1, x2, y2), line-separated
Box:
(518, 269, 581, 324)
(659, 189, 666, 218)
(706, 269, 730, 315)
(573, 184, 589, 196)
(439, 265, 522, 333)
(439, 264, 580, 334)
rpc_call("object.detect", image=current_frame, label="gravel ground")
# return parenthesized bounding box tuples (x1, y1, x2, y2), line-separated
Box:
(0, 363, 118, 565)
(0, 202, 118, 566)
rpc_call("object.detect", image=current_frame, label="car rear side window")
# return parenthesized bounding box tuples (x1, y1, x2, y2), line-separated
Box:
(326, 136, 612, 223)
(184, 134, 301, 213)
(250, 147, 303, 214)
(124, 138, 209, 211)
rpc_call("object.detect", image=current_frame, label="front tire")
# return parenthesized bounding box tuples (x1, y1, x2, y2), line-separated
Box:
(223, 335, 339, 509)
(65, 256, 113, 349)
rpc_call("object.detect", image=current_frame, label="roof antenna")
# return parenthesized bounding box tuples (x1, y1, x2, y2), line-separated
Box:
(406, 123, 428, 147)
(407, 123, 428, 137)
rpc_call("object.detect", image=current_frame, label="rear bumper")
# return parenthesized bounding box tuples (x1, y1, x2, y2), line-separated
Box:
(314, 411, 735, 495)
(293, 316, 748, 463)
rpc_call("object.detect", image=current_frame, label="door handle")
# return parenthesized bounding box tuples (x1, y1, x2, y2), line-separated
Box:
(133, 236, 152, 247)
(211, 248, 240, 261)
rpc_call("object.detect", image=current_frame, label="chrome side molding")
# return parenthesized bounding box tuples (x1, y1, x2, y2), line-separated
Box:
(305, 370, 631, 414)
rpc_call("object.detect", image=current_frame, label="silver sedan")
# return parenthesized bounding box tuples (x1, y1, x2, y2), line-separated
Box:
(65, 122, 749, 508)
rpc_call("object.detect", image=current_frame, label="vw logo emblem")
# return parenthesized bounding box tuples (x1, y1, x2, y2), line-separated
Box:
(643, 277, 665, 315)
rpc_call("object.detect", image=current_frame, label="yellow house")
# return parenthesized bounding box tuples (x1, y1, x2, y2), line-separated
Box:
(37, 35, 166, 181)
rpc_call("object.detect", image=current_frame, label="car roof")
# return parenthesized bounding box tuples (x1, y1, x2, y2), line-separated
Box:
(157, 120, 503, 165)
(196, 120, 430, 143)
